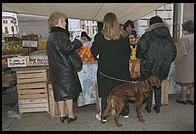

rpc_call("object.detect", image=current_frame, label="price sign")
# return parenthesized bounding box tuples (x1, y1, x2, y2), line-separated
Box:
(22, 40, 37, 47)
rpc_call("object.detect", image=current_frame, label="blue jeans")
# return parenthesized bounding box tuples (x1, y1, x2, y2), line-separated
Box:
(146, 86, 162, 107)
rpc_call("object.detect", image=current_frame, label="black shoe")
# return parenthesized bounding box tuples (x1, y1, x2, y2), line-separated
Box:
(153, 106, 160, 113)
(145, 106, 151, 113)
(176, 100, 187, 104)
(67, 116, 77, 123)
(60, 116, 67, 123)
(187, 100, 194, 105)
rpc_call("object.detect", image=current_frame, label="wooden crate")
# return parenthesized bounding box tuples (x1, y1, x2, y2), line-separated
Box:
(48, 84, 68, 118)
(16, 69, 47, 84)
(2, 72, 16, 81)
(17, 82, 48, 100)
(94, 83, 100, 113)
(2, 80, 17, 88)
(18, 98, 49, 113)
(152, 79, 169, 105)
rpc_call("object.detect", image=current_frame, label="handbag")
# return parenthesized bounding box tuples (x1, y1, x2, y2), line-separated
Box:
(68, 52, 83, 72)
(130, 58, 140, 79)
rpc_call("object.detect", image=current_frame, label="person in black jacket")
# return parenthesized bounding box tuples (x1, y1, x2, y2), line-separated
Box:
(47, 11, 83, 123)
(91, 12, 131, 122)
(136, 16, 177, 113)
(123, 20, 137, 39)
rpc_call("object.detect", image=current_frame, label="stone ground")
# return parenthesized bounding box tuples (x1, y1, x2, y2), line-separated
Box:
(2, 88, 194, 131)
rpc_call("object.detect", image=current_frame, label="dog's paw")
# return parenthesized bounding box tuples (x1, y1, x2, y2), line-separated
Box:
(117, 123, 123, 128)
(101, 120, 106, 124)
(139, 118, 145, 122)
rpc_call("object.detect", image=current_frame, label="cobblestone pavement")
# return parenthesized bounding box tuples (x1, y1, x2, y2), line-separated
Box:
(2, 91, 194, 131)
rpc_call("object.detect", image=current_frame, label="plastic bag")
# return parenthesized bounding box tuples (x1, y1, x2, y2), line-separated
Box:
(7, 110, 22, 119)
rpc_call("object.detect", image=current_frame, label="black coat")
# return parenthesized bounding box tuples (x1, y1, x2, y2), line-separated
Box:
(136, 23, 177, 81)
(47, 27, 83, 102)
(90, 32, 131, 98)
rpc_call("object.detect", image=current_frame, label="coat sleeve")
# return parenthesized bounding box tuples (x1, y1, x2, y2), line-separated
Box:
(90, 33, 100, 60)
(174, 37, 187, 64)
(136, 32, 149, 59)
(56, 34, 83, 55)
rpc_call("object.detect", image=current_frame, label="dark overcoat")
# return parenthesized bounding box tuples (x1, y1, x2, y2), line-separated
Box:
(47, 27, 83, 102)
(90, 32, 131, 98)
(136, 23, 177, 81)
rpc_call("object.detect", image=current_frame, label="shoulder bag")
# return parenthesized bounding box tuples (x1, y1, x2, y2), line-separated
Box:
(69, 52, 83, 72)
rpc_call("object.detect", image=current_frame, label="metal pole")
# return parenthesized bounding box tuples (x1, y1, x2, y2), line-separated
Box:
(179, 3, 184, 38)
(173, 3, 179, 42)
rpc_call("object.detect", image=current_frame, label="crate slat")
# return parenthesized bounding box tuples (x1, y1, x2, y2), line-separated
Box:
(19, 103, 48, 108)
(18, 93, 48, 100)
(18, 89, 47, 94)
(18, 98, 48, 104)
(18, 98, 49, 113)
(17, 82, 48, 100)
(19, 107, 49, 113)
(16, 69, 47, 84)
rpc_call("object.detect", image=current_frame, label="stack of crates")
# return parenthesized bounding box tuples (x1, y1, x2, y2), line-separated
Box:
(16, 69, 49, 113)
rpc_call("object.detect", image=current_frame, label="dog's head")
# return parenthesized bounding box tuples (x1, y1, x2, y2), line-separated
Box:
(144, 75, 161, 91)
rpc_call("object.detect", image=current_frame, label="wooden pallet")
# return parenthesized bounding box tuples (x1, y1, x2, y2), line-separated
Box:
(18, 98, 49, 113)
(152, 79, 169, 105)
(48, 84, 68, 118)
(16, 69, 47, 84)
(17, 82, 48, 100)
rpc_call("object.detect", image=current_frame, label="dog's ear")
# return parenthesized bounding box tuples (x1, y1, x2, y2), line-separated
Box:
(155, 77, 161, 88)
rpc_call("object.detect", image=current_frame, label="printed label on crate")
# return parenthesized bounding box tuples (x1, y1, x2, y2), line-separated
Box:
(7, 57, 27, 67)
(22, 40, 38, 47)
(27, 55, 48, 66)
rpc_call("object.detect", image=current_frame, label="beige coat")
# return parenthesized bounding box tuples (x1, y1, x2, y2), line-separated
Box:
(174, 33, 194, 83)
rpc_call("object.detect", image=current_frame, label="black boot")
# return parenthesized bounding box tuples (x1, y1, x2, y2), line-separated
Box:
(145, 106, 151, 113)
(187, 100, 194, 105)
(153, 106, 160, 113)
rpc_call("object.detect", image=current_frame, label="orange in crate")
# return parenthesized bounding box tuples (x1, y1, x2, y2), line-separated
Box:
(76, 46, 95, 63)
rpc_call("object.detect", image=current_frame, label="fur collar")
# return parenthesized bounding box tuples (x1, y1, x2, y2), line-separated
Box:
(50, 26, 66, 33)
(145, 23, 169, 32)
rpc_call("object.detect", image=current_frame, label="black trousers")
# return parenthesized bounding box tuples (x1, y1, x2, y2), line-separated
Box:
(146, 86, 162, 107)
(101, 97, 129, 116)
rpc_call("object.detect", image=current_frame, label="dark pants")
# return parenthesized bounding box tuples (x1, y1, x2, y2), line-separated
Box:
(101, 97, 129, 116)
(146, 86, 162, 107)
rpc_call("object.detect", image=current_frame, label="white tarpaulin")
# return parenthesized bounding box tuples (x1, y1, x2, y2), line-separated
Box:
(2, 3, 166, 24)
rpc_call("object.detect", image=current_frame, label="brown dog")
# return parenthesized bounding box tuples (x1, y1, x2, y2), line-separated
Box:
(101, 75, 161, 127)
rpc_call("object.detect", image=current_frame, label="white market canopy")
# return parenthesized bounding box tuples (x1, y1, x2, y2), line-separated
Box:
(2, 3, 166, 24)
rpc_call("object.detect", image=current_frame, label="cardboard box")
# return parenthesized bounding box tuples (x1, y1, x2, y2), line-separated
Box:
(7, 56, 28, 68)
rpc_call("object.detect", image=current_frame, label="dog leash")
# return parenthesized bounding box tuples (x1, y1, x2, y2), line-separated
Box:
(99, 71, 134, 83)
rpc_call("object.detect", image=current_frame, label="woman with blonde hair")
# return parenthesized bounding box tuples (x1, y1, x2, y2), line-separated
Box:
(47, 11, 83, 123)
(91, 12, 131, 122)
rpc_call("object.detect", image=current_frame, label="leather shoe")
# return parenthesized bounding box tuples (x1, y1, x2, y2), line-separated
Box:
(153, 106, 160, 113)
(60, 116, 67, 123)
(187, 100, 194, 105)
(145, 106, 151, 113)
(176, 100, 187, 104)
(67, 116, 77, 123)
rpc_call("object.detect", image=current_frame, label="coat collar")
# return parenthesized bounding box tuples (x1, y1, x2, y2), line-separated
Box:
(145, 23, 169, 32)
(50, 26, 66, 33)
